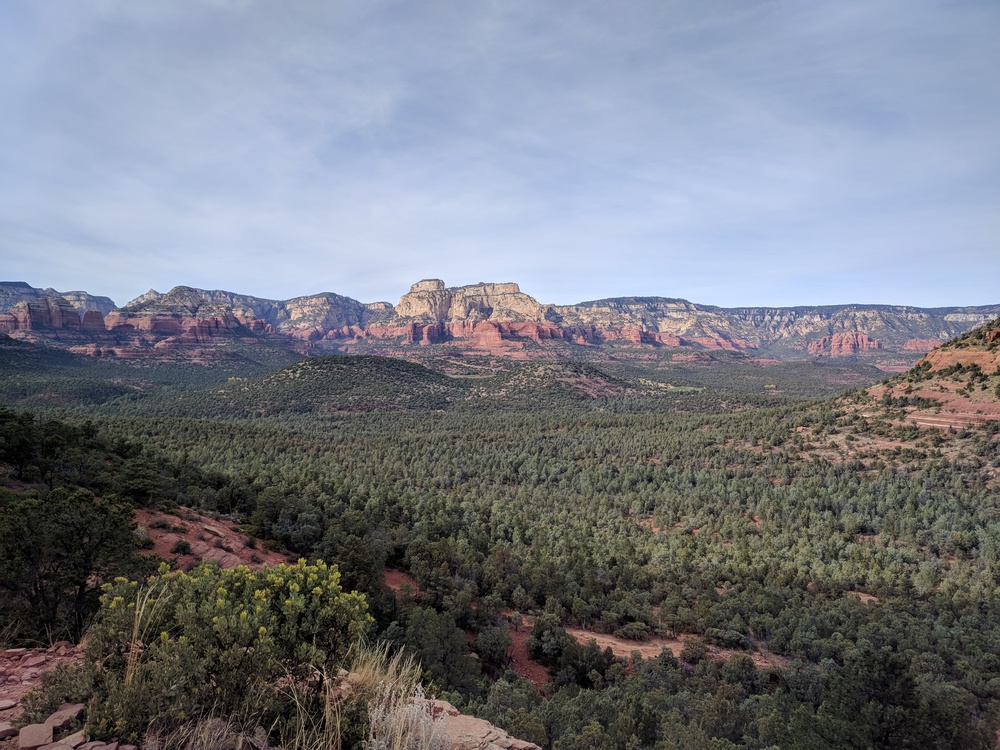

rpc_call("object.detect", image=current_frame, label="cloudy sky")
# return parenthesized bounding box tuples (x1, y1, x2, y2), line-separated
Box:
(2, 1, 998, 308)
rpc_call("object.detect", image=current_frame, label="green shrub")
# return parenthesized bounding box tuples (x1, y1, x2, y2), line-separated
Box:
(84, 559, 373, 744)
(613, 621, 651, 641)
(17, 662, 93, 727)
(680, 638, 709, 665)
(170, 539, 192, 555)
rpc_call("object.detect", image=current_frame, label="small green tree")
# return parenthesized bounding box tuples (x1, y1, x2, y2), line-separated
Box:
(0, 487, 141, 642)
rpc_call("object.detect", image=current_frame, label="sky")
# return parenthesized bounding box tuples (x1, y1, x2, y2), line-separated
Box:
(1, 1, 998, 309)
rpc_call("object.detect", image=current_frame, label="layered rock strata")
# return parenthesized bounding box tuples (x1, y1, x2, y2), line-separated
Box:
(2, 279, 998, 361)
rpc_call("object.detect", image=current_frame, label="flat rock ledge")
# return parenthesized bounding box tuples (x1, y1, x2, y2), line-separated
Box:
(429, 700, 540, 750)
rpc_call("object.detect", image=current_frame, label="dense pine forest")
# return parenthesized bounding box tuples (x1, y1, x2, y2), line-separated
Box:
(2, 336, 1000, 749)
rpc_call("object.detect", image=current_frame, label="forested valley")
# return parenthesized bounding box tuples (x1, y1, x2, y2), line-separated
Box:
(2, 333, 1000, 749)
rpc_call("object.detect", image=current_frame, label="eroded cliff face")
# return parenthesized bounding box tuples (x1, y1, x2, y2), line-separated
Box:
(105, 286, 388, 346)
(2, 279, 998, 362)
(0, 282, 116, 316)
(807, 332, 882, 356)
(395, 279, 546, 322)
(919, 321, 1000, 375)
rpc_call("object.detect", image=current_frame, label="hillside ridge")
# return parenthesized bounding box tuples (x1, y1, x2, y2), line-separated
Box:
(2, 278, 998, 366)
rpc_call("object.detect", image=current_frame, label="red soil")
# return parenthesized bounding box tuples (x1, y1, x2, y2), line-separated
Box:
(384, 568, 420, 592)
(873, 380, 1000, 430)
(562, 624, 787, 671)
(503, 617, 551, 689)
(135, 507, 289, 570)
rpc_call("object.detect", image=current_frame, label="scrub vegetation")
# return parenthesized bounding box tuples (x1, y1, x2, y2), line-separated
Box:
(2, 322, 1000, 748)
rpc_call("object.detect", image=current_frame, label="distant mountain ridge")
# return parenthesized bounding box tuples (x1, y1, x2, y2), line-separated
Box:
(1, 278, 997, 365)
(0, 281, 116, 315)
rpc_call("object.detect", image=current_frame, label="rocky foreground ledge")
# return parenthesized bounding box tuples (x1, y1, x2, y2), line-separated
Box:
(0, 646, 539, 750)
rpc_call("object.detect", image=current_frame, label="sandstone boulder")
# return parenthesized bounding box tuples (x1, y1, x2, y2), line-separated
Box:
(428, 699, 541, 750)
(45, 702, 85, 731)
(61, 729, 87, 747)
(18, 722, 53, 750)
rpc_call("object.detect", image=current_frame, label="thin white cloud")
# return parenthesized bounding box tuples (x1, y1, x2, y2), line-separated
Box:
(0, 0, 997, 307)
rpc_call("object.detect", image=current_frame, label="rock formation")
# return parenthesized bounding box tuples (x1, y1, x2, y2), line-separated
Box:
(1, 279, 998, 363)
(916, 318, 1000, 375)
(396, 279, 546, 322)
(922, 348, 1000, 375)
(429, 699, 540, 750)
(807, 332, 882, 356)
(0, 282, 115, 317)
(0, 297, 106, 334)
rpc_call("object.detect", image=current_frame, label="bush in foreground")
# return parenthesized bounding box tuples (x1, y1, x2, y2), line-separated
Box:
(84, 559, 373, 744)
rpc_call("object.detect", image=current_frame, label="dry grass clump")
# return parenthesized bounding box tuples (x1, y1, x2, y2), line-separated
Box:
(144, 717, 269, 749)
(277, 643, 446, 750)
(364, 682, 447, 750)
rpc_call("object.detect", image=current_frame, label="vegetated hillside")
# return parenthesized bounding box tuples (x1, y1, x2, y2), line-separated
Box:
(192, 355, 460, 415)
(781, 318, 1000, 478)
(598, 355, 890, 400)
(875, 316, 1000, 429)
(0, 335, 150, 408)
(7, 323, 1000, 747)
(0, 409, 259, 644)
(0, 334, 296, 410)
(462, 360, 635, 402)
(71, 359, 999, 745)
(0, 336, 890, 419)
(93, 356, 662, 418)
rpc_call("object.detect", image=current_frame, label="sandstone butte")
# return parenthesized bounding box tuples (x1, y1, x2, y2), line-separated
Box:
(1, 279, 998, 362)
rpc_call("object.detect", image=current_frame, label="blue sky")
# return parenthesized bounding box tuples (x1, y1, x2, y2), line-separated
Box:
(1, 1, 998, 308)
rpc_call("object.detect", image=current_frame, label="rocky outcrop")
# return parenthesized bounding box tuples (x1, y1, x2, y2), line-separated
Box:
(429, 700, 540, 750)
(0, 282, 115, 317)
(0, 298, 107, 334)
(112, 287, 381, 343)
(922, 349, 1000, 375)
(396, 280, 546, 323)
(807, 332, 882, 356)
(13, 700, 127, 750)
(102, 287, 279, 350)
(0, 643, 82, 708)
(915, 319, 1000, 375)
(4, 279, 1000, 362)
(904, 338, 945, 351)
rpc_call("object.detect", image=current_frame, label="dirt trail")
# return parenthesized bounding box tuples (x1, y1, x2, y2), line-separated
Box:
(504, 621, 551, 688)
(566, 624, 786, 671)
(516, 614, 786, 672)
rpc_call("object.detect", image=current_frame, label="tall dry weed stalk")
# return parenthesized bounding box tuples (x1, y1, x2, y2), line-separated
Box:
(124, 576, 172, 687)
(144, 716, 265, 749)
(364, 682, 447, 750)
